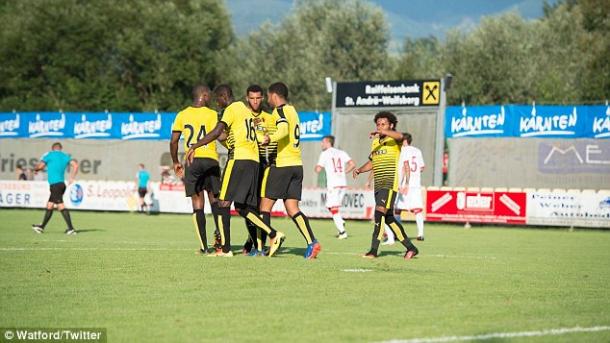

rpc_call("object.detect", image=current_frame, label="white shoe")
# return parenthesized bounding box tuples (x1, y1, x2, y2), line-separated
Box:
(338, 232, 348, 240)
(381, 240, 395, 246)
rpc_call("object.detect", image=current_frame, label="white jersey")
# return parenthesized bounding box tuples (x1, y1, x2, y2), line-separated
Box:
(398, 145, 425, 188)
(316, 147, 352, 189)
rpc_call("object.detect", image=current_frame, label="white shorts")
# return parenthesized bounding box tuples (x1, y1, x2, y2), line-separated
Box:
(395, 187, 423, 211)
(325, 187, 345, 208)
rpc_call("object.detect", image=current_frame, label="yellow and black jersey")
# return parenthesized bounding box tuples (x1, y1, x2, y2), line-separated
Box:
(219, 109, 236, 160)
(252, 110, 277, 165)
(269, 104, 302, 167)
(172, 106, 219, 161)
(219, 101, 259, 162)
(370, 136, 401, 191)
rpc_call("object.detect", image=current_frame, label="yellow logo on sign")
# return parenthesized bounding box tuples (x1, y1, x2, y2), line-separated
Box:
(422, 81, 440, 105)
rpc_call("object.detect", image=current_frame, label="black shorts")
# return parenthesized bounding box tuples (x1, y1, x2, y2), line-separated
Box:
(184, 158, 221, 197)
(261, 165, 303, 200)
(375, 188, 397, 210)
(219, 159, 260, 207)
(48, 182, 66, 204)
(138, 187, 147, 198)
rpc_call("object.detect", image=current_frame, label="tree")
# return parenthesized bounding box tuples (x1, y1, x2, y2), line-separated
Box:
(223, 0, 391, 110)
(0, 0, 233, 111)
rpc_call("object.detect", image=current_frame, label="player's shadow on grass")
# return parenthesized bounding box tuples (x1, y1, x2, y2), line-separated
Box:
(75, 228, 105, 233)
(277, 246, 307, 257)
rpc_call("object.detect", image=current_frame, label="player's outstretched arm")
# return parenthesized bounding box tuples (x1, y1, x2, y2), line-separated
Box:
(353, 160, 373, 179)
(370, 129, 403, 142)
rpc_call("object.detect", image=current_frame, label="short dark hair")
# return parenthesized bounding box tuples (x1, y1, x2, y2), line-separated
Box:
(214, 84, 233, 98)
(373, 111, 398, 129)
(52, 142, 62, 149)
(268, 82, 289, 100)
(192, 84, 210, 100)
(246, 84, 264, 94)
(403, 132, 412, 144)
(323, 135, 335, 147)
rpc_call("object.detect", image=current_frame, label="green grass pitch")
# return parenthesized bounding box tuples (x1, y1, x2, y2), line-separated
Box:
(0, 209, 609, 342)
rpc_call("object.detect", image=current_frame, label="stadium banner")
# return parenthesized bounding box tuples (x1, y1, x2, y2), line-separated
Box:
(298, 112, 332, 141)
(0, 111, 331, 141)
(526, 191, 610, 228)
(335, 80, 441, 108)
(445, 104, 610, 139)
(426, 190, 527, 224)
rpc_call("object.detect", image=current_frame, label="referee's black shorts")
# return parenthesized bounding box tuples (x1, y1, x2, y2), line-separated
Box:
(137, 187, 147, 198)
(48, 182, 66, 204)
(184, 158, 221, 197)
(374, 188, 397, 210)
(260, 165, 303, 201)
(219, 159, 260, 207)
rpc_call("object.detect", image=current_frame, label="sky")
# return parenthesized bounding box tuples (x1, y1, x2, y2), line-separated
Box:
(225, 0, 557, 50)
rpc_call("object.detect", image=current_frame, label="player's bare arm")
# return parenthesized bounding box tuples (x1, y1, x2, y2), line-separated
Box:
(68, 160, 79, 184)
(169, 131, 184, 178)
(314, 165, 323, 173)
(370, 129, 403, 142)
(345, 159, 356, 174)
(34, 161, 46, 172)
(400, 161, 410, 194)
(353, 160, 373, 179)
(186, 122, 227, 164)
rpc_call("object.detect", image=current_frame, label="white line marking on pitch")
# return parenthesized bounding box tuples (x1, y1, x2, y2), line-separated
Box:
(0, 247, 192, 251)
(379, 325, 610, 343)
(341, 268, 373, 273)
(325, 252, 496, 260)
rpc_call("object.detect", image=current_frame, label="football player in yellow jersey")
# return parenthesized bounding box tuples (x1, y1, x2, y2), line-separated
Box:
(187, 84, 285, 257)
(242, 84, 278, 256)
(352, 111, 419, 260)
(170, 85, 222, 255)
(260, 82, 321, 260)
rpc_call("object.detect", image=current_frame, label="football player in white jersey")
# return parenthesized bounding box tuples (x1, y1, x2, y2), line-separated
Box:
(385, 132, 426, 243)
(315, 135, 355, 239)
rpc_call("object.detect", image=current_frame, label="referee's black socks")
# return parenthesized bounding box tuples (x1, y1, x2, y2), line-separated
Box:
(40, 209, 53, 228)
(291, 212, 316, 245)
(192, 209, 207, 251)
(60, 209, 75, 231)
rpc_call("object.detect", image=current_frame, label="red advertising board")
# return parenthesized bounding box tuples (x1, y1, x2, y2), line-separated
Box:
(426, 190, 526, 224)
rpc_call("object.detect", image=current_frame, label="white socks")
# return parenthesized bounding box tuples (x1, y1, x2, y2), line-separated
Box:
(415, 212, 425, 237)
(332, 213, 345, 233)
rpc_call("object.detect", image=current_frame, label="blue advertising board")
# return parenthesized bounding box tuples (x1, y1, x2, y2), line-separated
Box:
(0, 110, 332, 141)
(446, 104, 610, 139)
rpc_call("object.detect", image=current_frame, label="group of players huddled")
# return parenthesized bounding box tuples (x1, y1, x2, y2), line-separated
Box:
(169, 82, 419, 259)
(30, 81, 419, 260)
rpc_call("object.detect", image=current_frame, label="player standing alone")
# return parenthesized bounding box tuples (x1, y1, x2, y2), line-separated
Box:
(314, 135, 355, 239)
(352, 112, 418, 259)
(136, 163, 150, 213)
(32, 142, 79, 235)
